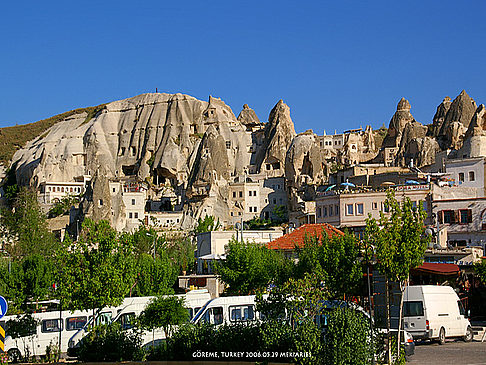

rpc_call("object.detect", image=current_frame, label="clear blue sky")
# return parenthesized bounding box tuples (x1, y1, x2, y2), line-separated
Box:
(1, 0, 486, 134)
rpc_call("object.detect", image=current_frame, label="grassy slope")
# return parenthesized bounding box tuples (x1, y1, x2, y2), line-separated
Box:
(0, 104, 106, 166)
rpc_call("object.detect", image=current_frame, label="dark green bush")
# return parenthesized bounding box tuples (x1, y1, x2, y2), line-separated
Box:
(322, 307, 374, 365)
(78, 324, 144, 362)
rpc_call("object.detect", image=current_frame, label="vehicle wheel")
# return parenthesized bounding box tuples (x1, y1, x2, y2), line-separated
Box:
(7, 348, 22, 363)
(438, 327, 446, 345)
(464, 326, 473, 342)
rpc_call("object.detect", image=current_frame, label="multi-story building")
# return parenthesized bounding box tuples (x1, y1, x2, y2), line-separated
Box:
(38, 175, 91, 205)
(196, 228, 284, 274)
(109, 179, 147, 231)
(315, 184, 431, 235)
(227, 175, 287, 226)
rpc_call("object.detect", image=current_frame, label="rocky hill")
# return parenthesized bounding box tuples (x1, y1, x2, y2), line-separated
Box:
(5, 90, 484, 230)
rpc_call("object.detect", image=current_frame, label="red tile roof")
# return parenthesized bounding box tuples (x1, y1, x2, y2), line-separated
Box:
(267, 224, 344, 250)
(412, 262, 460, 275)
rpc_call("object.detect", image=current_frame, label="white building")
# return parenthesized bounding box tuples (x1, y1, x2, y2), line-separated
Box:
(196, 228, 284, 274)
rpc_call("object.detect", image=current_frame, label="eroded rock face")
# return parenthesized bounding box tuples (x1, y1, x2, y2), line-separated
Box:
(237, 104, 260, 126)
(430, 96, 452, 136)
(255, 100, 296, 175)
(382, 98, 416, 148)
(285, 131, 324, 189)
(437, 90, 477, 149)
(9, 93, 304, 230)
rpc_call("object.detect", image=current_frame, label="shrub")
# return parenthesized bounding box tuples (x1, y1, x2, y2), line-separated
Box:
(77, 324, 144, 362)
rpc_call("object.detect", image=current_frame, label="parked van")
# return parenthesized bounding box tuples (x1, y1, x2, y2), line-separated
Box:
(2, 308, 98, 361)
(67, 289, 211, 356)
(191, 295, 261, 325)
(403, 285, 473, 344)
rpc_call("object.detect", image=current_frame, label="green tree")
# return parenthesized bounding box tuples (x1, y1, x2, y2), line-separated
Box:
(56, 219, 137, 311)
(294, 231, 363, 300)
(163, 236, 195, 274)
(47, 194, 80, 218)
(474, 259, 486, 283)
(1, 187, 58, 258)
(364, 191, 429, 360)
(214, 239, 292, 294)
(195, 215, 220, 233)
(139, 296, 189, 338)
(131, 253, 177, 296)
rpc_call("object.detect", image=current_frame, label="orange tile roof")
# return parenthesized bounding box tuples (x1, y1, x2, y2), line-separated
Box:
(267, 223, 344, 250)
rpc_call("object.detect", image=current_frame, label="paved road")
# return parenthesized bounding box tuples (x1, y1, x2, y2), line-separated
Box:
(407, 340, 486, 364)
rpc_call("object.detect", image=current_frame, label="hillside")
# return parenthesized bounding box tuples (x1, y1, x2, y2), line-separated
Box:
(0, 104, 106, 166)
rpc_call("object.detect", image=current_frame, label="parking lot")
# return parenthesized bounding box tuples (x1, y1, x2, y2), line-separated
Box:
(408, 340, 486, 364)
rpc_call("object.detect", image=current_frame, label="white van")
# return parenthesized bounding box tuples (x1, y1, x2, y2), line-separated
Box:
(2, 308, 98, 361)
(191, 295, 261, 325)
(67, 289, 211, 356)
(403, 285, 473, 344)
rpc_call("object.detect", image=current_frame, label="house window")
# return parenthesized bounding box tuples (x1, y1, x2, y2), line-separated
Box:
(113, 188, 116, 193)
(443, 210, 455, 224)
(317, 207, 321, 218)
(239, 191, 243, 198)
(226, 141, 231, 149)
(372, 202, 378, 210)
(469, 171, 475, 181)
(459, 209, 472, 224)
(131, 199, 136, 205)
(233, 192, 236, 198)
(329, 205, 333, 216)
(129, 212, 133, 219)
(134, 212, 138, 219)
(459, 173, 465, 182)
(99, 199, 103, 206)
(335, 205, 339, 215)
(323, 207, 327, 217)
(356, 203, 364, 215)
(346, 204, 354, 215)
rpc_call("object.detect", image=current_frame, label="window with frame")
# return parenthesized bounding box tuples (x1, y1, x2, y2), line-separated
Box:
(66, 316, 87, 331)
(323, 206, 328, 217)
(469, 171, 475, 181)
(233, 191, 236, 198)
(329, 205, 333, 216)
(335, 205, 339, 215)
(317, 207, 321, 218)
(118, 312, 136, 330)
(459, 209, 472, 224)
(201, 307, 224, 325)
(356, 203, 364, 215)
(42, 319, 62, 333)
(346, 204, 354, 215)
(226, 141, 231, 149)
(131, 199, 136, 205)
(230, 305, 255, 322)
(459, 172, 465, 182)
(239, 191, 243, 198)
(372, 202, 378, 210)
(442, 210, 455, 224)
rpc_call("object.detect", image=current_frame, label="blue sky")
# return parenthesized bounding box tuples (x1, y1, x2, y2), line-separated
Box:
(1, 1, 485, 134)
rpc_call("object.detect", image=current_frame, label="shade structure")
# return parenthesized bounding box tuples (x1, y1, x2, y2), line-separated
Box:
(412, 262, 460, 276)
(325, 184, 336, 192)
(405, 180, 420, 185)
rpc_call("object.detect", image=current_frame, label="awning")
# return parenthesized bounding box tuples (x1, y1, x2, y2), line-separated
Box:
(412, 262, 460, 275)
(198, 253, 226, 260)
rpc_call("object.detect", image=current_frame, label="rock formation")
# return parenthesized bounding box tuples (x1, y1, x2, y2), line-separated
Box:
(436, 90, 477, 149)
(237, 104, 260, 128)
(382, 98, 416, 148)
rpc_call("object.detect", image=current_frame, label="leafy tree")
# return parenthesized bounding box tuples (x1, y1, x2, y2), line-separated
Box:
(272, 205, 288, 223)
(131, 253, 177, 296)
(294, 231, 363, 300)
(56, 219, 137, 312)
(1, 187, 59, 258)
(195, 215, 220, 233)
(364, 191, 429, 360)
(474, 259, 486, 284)
(47, 194, 80, 218)
(0, 254, 55, 310)
(214, 239, 292, 294)
(163, 236, 195, 274)
(6, 313, 38, 361)
(138, 296, 189, 338)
